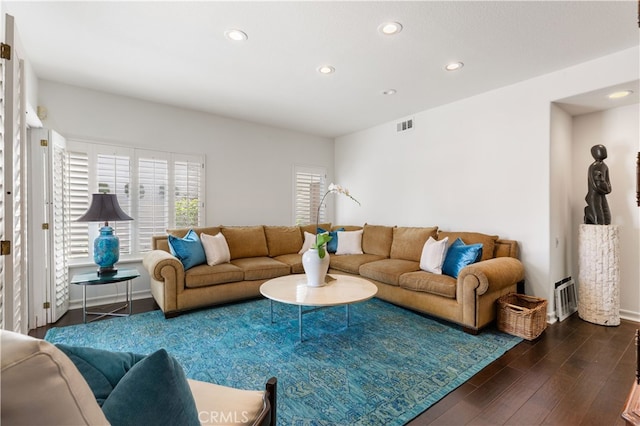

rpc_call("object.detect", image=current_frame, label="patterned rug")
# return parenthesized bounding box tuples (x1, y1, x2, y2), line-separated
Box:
(45, 298, 521, 425)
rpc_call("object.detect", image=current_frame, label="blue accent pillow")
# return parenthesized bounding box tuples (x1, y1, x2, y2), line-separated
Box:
(168, 229, 206, 270)
(101, 349, 200, 426)
(317, 227, 344, 253)
(56, 344, 145, 406)
(442, 238, 483, 278)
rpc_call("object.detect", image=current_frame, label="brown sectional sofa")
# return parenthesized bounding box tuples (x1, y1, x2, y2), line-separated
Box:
(143, 223, 524, 333)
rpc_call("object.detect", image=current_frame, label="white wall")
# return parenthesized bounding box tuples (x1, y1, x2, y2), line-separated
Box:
(549, 103, 574, 319)
(37, 80, 334, 307)
(38, 80, 334, 225)
(571, 104, 640, 322)
(335, 47, 639, 320)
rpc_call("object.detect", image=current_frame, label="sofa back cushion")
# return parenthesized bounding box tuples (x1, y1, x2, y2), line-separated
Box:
(221, 226, 269, 259)
(299, 223, 331, 238)
(264, 226, 303, 257)
(362, 224, 394, 257)
(157, 227, 222, 253)
(437, 231, 498, 261)
(390, 226, 438, 262)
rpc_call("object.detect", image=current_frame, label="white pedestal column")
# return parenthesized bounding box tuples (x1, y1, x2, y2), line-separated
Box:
(577, 224, 620, 326)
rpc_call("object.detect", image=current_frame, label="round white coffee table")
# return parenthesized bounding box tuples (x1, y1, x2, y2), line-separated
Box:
(260, 274, 377, 341)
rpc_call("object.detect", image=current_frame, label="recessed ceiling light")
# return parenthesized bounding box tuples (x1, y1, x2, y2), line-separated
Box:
(379, 22, 403, 35)
(445, 62, 464, 71)
(318, 65, 335, 75)
(224, 29, 248, 42)
(608, 90, 633, 99)
(382, 89, 397, 95)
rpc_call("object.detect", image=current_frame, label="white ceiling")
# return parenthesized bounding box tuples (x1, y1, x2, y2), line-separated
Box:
(5, 1, 639, 138)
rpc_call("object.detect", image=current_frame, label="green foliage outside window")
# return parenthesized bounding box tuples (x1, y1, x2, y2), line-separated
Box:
(175, 198, 200, 228)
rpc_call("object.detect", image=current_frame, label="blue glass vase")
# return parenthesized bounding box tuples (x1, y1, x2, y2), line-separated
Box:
(94, 225, 119, 275)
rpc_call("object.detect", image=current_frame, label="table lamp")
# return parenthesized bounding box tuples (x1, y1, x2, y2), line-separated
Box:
(76, 193, 133, 276)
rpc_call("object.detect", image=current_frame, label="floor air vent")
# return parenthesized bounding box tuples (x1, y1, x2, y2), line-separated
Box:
(396, 119, 413, 132)
(555, 278, 578, 322)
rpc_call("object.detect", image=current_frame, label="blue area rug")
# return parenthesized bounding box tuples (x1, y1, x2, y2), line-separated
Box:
(45, 298, 521, 425)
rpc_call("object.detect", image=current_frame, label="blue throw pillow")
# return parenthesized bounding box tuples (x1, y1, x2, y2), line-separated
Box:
(442, 238, 483, 278)
(56, 344, 145, 406)
(317, 227, 344, 253)
(101, 349, 200, 426)
(168, 229, 206, 270)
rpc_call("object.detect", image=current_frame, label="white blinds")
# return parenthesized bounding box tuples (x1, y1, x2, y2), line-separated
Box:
(52, 142, 69, 315)
(294, 166, 326, 226)
(68, 151, 89, 258)
(97, 153, 131, 254)
(138, 156, 168, 252)
(174, 158, 202, 228)
(66, 140, 204, 259)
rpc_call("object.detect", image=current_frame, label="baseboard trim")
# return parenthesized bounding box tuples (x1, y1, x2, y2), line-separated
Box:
(620, 309, 640, 324)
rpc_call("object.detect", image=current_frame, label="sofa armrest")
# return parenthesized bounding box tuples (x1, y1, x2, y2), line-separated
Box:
(143, 249, 184, 281)
(458, 257, 525, 296)
(143, 250, 185, 314)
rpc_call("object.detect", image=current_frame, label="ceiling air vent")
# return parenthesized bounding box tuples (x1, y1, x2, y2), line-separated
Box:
(396, 118, 414, 132)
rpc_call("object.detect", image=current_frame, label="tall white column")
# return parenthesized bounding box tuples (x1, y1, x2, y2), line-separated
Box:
(577, 224, 620, 326)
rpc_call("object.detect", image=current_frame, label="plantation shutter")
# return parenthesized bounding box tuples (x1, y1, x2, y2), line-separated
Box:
(68, 151, 89, 258)
(174, 156, 203, 228)
(96, 152, 131, 254)
(2, 13, 27, 333)
(138, 154, 168, 252)
(66, 141, 204, 259)
(50, 135, 69, 321)
(294, 166, 326, 226)
(0, 48, 5, 329)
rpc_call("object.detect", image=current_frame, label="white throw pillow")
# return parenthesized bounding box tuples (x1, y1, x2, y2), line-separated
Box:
(201, 232, 231, 266)
(420, 236, 449, 274)
(335, 229, 364, 255)
(298, 231, 316, 254)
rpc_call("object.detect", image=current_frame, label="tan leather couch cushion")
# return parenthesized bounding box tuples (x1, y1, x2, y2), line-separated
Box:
(1, 330, 110, 425)
(438, 231, 499, 261)
(273, 253, 304, 274)
(332, 225, 363, 232)
(359, 258, 420, 286)
(329, 253, 386, 274)
(299, 223, 331, 237)
(231, 257, 290, 280)
(264, 226, 303, 257)
(390, 226, 438, 262)
(399, 271, 457, 298)
(221, 226, 269, 260)
(184, 263, 244, 288)
(362, 224, 394, 257)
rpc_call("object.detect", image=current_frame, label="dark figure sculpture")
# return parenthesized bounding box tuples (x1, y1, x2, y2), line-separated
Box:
(584, 144, 612, 225)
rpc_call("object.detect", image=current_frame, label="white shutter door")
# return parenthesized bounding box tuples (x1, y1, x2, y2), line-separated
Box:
(0, 37, 5, 329)
(2, 14, 27, 333)
(50, 132, 69, 322)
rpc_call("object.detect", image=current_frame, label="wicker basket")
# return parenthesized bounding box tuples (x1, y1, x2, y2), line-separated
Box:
(497, 293, 548, 340)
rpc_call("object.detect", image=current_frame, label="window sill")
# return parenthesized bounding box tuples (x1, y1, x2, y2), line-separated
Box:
(68, 255, 145, 268)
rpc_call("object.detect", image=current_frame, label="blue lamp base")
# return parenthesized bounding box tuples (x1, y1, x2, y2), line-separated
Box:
(94, 225, 120, 276)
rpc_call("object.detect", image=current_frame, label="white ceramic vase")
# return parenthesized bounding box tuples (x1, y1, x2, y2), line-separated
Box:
(302, 247, 330, 287)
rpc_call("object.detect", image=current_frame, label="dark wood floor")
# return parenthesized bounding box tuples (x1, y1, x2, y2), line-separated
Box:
(30, 299, 638, 425)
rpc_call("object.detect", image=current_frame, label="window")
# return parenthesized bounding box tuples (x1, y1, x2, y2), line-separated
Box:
(294, 166, 326, 226)
(66, 141, 204, 259)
